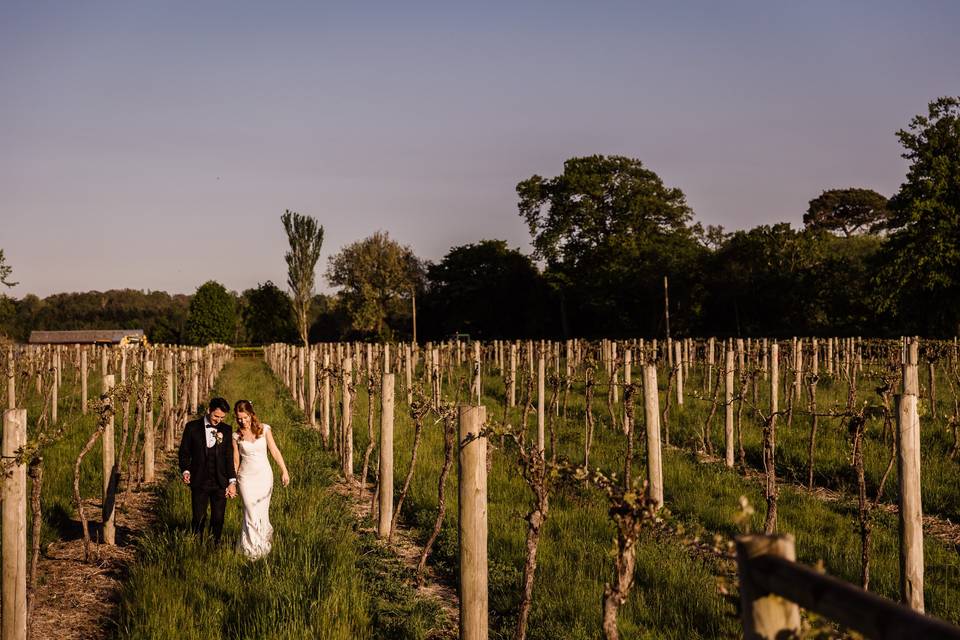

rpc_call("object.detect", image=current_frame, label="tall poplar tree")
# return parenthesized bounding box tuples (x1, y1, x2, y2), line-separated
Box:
(281, 210, 325, 346)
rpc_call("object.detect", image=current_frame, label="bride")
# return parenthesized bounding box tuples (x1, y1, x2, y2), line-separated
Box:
(232, 399, 290, 559)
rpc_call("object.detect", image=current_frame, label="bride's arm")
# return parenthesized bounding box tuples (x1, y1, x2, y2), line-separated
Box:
(232, 436, 240, 476)
(265, 429, 290, 486)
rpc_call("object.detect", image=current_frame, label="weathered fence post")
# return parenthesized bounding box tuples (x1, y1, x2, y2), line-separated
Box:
(898, 337, 924, 612)
(770, 342, 779, 417)
(51, 351, 59, 425)
(458, 404, 488, 640)
(189, 349, 199, 415)
(143, 360, 155, 482)
(642, 362, 664, 509)
(735, 534, 801, 640)
(724, 345, 735, 467)
(509, 342, 517, 408)
(308, 348, 317, 428)
(378, 373, 395, 539)
(674, 340, 684, 406)
(164, 352, 175, 451)
(80, 348, 88, 415)
(537, 353, 545, 455)
(342, 357, 353, 481)
(2, 409, 27, 640)
(102, 374, 116, 545)
(5, 347, 14, 410)
(322, 351, 331, 446)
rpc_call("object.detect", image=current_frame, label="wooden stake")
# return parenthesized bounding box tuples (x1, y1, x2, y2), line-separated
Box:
(537, 354, 545, 455)
(458, 404, 488, 640)
(80, 348, 88, 415)
(674, 340, 684, 406)
(342, 357, 353, 481)
(143, 361, 155, 482)
(898, 337, 924, 612)
(308, 349, 317, 427)
(377, 373, 395, 539)
(2, 409, 27, 640)
(642, 363, 663, 508)
(102, 375, 116, 545)
(189, 349, 199, 415)
(5, 347, 14, 411)
(725, 346, 735, 467)
(736, 534, 801, 640)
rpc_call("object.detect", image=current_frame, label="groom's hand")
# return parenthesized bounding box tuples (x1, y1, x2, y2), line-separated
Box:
(225, 484, 237, 498)
(182, 471, 191, 485)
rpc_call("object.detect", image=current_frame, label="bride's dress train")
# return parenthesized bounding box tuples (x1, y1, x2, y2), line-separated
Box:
(235, 424, 274, 559)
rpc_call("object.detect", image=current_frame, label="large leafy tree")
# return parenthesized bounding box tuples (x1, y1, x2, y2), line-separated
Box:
(0, 250, 16, 339)
(281, 210, 325, 346)
(423, 240, 554, 339)
(326, 231, 424, 341)
(184, 281, 237, 345)
(241, 281, 298, 345)
(517, 155, 703, 336)
(803, 188, 890, 237)
(878, 96, 960, 334)
(0, 250, 16, 287)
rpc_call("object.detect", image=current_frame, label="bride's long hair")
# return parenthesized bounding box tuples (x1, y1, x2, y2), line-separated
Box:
(234, 399, 263, 438)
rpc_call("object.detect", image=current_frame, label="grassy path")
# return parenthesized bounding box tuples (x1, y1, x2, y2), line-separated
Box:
(114, 358, 447, 640)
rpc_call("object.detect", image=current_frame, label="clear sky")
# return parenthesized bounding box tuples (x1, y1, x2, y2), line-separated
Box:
(2, 1, 958, 298)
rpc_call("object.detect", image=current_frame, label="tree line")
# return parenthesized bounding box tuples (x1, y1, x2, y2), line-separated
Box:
(0, 96, 957, 343)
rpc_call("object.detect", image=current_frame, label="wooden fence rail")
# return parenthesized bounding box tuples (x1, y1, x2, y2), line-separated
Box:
(736, 534, 960, 640)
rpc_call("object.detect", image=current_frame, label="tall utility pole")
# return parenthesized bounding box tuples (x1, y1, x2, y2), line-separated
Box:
(663, 276, 671, 341)
(411, 289, 418, 344)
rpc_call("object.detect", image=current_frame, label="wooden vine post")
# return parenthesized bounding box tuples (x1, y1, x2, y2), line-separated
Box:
(724, 344, 735, 467)
(537, 353, 545, 455)
(2, 409, 27, 640)
(898, 337, 924, 612)
(189, 349, 199, 415)
(102, 374, 116, 545)
(164, 352, 175, 451)
(458, 404, 488, 640)
(342, 357, 353, 481)
(674, 340, 683, 406)
(377, 373, 395, 539)
(736, 534, 801, 639)
(80, 347, 88, 414)
(322, 351, 331, 446)
(642, 363, 664, 508)
(308, 349, 317, 428)
(143, 360, 155, 482)
(6, 346, 15, 410)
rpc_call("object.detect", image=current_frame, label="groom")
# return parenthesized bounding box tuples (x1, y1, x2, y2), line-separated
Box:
(178, 397, 237, 544)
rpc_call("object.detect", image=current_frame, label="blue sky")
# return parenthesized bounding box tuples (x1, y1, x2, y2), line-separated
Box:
(2, 1, 958, 297)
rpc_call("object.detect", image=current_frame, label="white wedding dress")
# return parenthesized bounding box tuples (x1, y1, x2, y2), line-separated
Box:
(235, 424, 274, 559)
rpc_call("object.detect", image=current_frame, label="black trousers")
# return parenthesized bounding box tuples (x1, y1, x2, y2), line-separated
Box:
(190, 484, 227, 543)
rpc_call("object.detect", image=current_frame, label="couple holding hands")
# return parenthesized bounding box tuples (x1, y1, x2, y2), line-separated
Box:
(178, 397, 291, 559)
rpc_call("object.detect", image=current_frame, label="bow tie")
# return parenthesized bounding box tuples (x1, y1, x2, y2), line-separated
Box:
(205, 426, 218, 448)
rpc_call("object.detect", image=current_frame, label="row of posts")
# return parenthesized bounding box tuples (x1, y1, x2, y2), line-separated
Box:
(1, 342, 232, 640)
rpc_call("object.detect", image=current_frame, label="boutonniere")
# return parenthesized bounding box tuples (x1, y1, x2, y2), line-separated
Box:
(215, 431, 224, 445)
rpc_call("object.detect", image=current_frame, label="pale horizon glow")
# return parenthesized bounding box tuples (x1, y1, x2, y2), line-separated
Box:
(2, 1, 958, 298)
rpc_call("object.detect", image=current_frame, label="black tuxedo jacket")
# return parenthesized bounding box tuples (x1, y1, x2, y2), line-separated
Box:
(178, 417, 236, 491)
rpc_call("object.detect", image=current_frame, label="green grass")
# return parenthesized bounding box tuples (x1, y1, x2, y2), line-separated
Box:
(342, 356, 960, 639)
(114, 358, 447, 640)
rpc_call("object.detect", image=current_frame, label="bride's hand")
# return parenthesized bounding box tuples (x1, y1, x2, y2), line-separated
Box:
(281, 471, 290, 487)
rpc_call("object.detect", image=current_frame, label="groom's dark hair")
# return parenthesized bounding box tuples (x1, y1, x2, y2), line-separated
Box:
(208, 397, 230, 413)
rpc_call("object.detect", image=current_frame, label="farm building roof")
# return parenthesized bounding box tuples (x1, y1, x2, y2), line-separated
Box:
(28, 329, 146, 344)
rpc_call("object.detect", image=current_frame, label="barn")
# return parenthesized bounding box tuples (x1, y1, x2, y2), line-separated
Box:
(28, 329, 147, 346)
